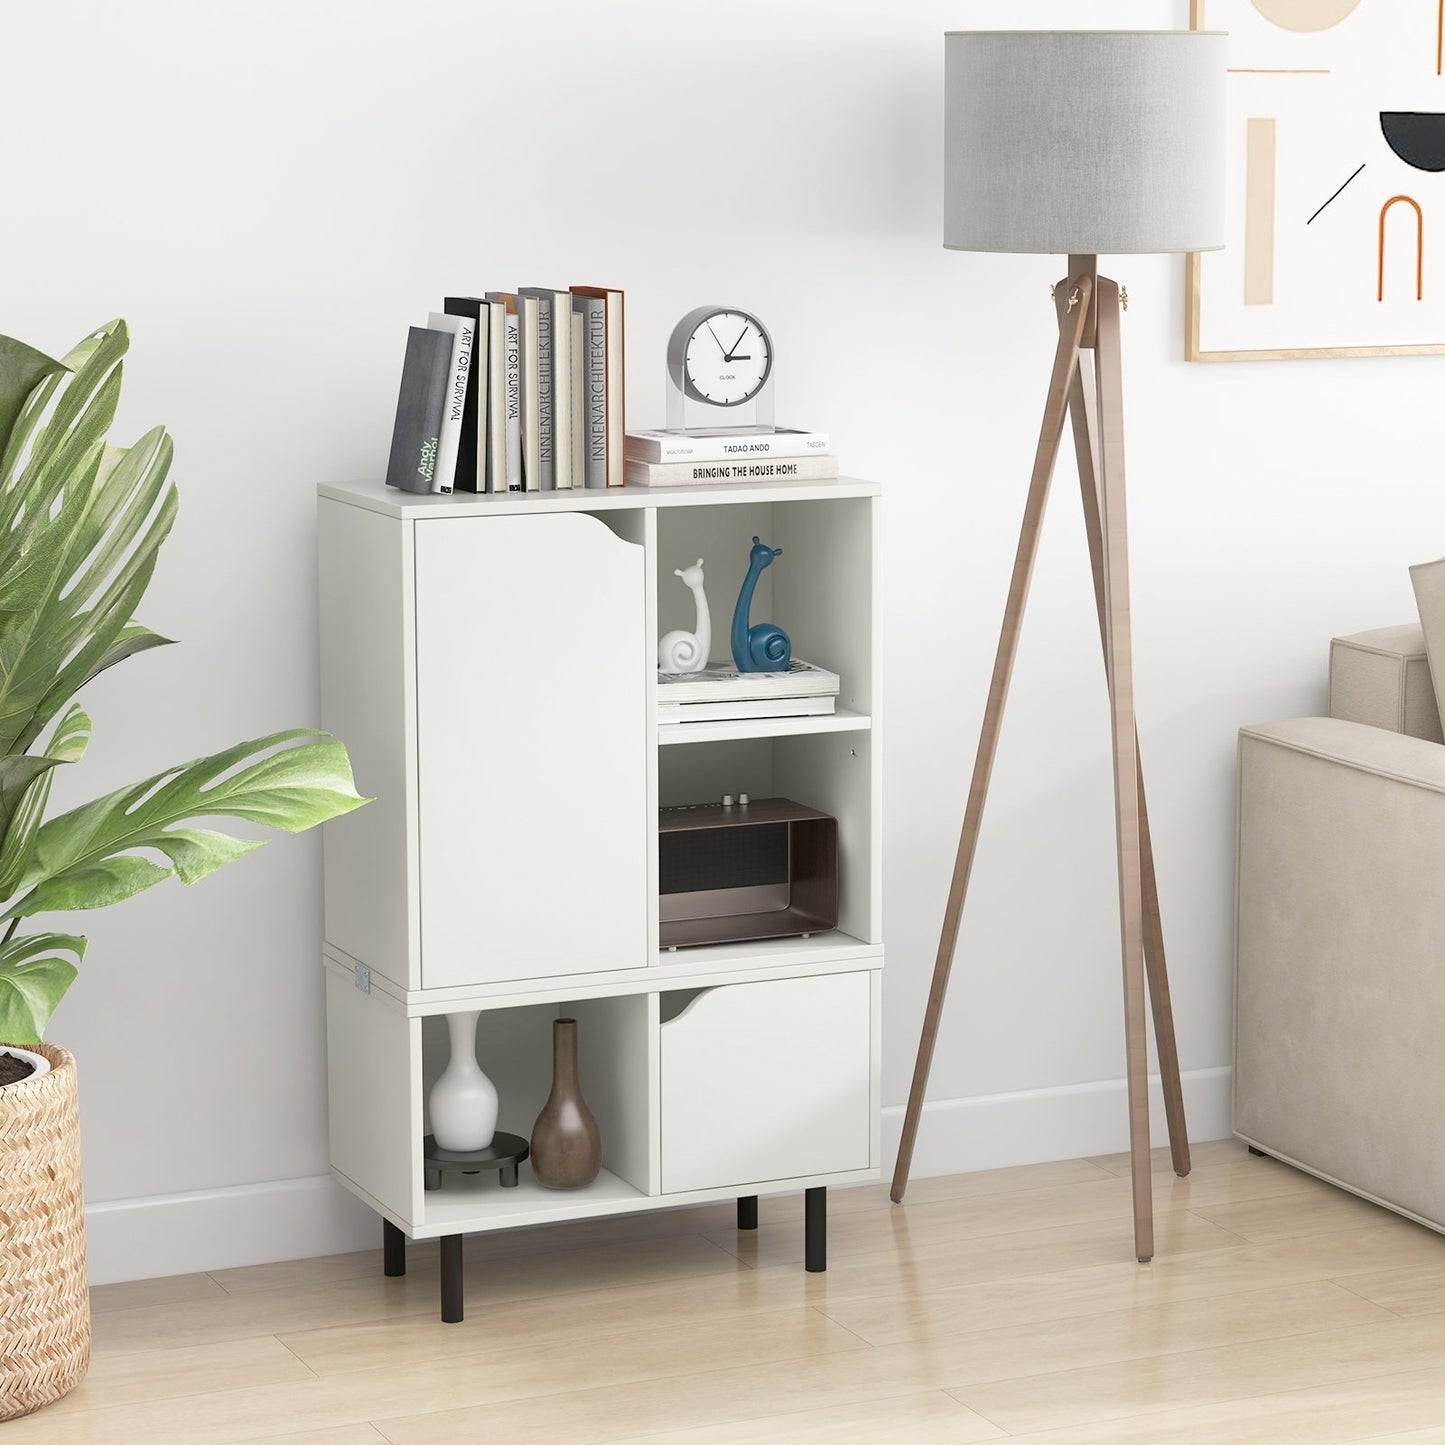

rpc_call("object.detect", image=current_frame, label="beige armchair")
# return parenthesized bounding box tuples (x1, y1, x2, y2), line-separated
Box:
(1236, 622, 1445, 1232)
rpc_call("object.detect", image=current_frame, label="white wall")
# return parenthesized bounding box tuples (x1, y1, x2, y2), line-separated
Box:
(3, 0, 1439, 1283)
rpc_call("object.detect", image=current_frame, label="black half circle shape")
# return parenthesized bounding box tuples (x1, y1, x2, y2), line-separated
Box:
(1380, 112, 1445, 172)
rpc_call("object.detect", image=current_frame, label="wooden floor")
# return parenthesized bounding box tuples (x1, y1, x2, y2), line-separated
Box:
(16, 1140, 1445, 1443)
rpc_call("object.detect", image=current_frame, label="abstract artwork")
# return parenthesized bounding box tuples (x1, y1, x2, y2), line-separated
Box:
(1188, 0, 1445, 359)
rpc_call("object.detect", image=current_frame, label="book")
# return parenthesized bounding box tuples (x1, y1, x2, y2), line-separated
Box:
(385, 326, 454, 494)
(658, 695, 836, 724)
(518, 288, 562, 489)
(570, 285, 624, 487)
(626, 454, 839, 488)
(570, 307, 584, 493)
(626, 426, 830, 464)
(574, 294, 607, 489)
(657, 658, 841, 705)
(485, 291, 525, 491)
(426, 311, 475, 494)
(522, 288, 575, 489)
(484, 297, 508, 492)
(516, 291, 545, 490)
(442, 297, 487, 491)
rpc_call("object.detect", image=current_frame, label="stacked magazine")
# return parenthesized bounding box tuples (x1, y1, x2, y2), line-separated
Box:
(657, 659, 841, 724)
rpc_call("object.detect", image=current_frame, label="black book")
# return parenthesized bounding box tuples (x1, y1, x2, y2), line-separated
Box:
(444, 295, 484, 492)
(386, 327, 453, 494)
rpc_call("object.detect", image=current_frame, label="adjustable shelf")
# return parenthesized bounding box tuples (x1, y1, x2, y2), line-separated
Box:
(657, 708, 872, 746)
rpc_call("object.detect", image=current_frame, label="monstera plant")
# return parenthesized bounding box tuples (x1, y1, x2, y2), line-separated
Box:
(0, 320, 365, 1046)
(0, 319, 366, 1422)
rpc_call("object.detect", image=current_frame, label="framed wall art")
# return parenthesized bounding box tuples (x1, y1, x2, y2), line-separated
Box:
(1188, 0, 1445, 360)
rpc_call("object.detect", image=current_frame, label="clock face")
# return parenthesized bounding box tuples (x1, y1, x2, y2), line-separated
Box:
(682, 310, 771, 406)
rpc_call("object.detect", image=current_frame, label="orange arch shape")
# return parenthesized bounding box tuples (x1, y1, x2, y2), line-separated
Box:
(1379, 195, 1424, 302)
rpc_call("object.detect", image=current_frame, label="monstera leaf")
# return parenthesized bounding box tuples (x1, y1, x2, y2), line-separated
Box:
(0, 933, 85, 1044)
(6, 730, 365, 919)
(0, 336, 66, 470)
(0, 930, 85, 1046)
(0, 705, 90, 901)
(0, 321, 175, 756)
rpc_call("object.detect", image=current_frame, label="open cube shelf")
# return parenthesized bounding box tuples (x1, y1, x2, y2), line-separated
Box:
(318, 475, 883, 1299)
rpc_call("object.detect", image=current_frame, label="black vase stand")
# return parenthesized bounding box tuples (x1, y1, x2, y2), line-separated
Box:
(422, 1131, 529, 1193)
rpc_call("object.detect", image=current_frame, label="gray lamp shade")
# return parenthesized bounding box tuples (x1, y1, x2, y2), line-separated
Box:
(944, 30, 1227, 256)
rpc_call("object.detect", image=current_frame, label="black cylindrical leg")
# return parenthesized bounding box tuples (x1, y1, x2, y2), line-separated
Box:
(501, 1161, 519, 1188)
(383, 1218, 406, 1277)
(805, 1186, 826, 1273)
(737, 1195, 758, 1230)
(440, 1234, 464, 1323)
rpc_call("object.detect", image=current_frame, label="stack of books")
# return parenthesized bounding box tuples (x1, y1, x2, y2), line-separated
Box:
(386, 287, 625, 495)
(658, 659, 841, 724)
(624, 427, 836, 488)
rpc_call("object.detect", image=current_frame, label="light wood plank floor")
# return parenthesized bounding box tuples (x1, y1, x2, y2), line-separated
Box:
(16, 1140, 1445, 1443)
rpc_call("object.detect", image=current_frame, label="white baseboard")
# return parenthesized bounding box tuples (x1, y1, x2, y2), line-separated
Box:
(85, 1067, 1233, 1286)
(85, 1174, 379, 1287)
(881, 1065, 1234, 1181)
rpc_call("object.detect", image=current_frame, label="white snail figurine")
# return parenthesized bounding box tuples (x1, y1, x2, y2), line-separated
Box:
(658, 558, 711, 674)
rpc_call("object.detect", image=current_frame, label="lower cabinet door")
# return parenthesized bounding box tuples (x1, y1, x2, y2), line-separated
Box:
(659, 971, 872, 1193)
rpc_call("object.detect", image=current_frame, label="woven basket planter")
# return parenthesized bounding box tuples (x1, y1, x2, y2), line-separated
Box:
(0, 1041, 89, 1420)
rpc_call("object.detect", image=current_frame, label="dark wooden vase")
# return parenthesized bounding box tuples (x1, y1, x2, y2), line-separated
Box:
(530, 1018, 602, 1189)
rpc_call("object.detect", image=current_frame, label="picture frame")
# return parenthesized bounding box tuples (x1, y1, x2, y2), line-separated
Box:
(1187, 0, 1445, 361)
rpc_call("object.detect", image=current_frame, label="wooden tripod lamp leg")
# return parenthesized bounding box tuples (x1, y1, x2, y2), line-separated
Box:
(1067, 342, 1191, 1182)
(1093, 277, 1154, 1263)
(890, 279, 1092, 1203)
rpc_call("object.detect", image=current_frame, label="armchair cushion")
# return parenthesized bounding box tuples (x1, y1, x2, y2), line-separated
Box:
(1410, 557, 1445, 742)
(1328, 624, 1441, 743)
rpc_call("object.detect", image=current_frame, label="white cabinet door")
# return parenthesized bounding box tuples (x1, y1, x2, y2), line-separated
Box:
(660, 971, 872, 1193)
(413, 513, 648, 988)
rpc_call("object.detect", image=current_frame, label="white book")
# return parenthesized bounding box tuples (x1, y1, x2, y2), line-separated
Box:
(626, 454, 839, 488)
(515, 291, 545, 490)
(484, 298, 507, 492)
(572, 286, 624, 486)
(503, 312, 522, 490)
(626, 426, 830, 464)
(425, 312, 474, 494)
(520, 287, 575, 489)
(658, 695, 835, 724)
(657, 658, 841, 704)
(525, 287, 569, 491)
(570, 308, 584, 494)
(485, 294, 524, 491)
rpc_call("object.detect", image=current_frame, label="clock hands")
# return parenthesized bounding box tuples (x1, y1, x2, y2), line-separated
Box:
(706, 320, 728, 355)
(723, 323, 752, 362)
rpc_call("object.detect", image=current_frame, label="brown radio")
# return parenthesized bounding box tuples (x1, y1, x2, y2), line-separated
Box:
(658, 797, 839, 950)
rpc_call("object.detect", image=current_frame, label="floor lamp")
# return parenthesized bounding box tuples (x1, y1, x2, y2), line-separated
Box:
(891, 29, 1226, 1263)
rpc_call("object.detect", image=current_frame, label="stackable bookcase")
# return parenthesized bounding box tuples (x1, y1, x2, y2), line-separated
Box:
(317, 475, 882, 1321)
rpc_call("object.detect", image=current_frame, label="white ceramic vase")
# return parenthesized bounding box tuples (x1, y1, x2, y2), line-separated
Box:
(429, 1010, 498, 1151)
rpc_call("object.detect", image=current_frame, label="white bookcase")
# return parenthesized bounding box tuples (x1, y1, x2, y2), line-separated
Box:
(317, 475, 883, 1321)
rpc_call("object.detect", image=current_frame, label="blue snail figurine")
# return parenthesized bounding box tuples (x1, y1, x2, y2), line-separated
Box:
(731, 536, 792, 673)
